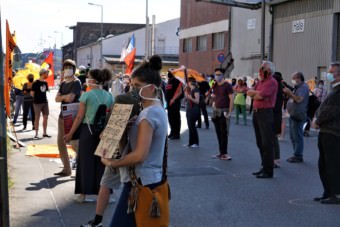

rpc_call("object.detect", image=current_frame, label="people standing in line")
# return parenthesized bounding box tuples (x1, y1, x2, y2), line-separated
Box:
(247, 61, 278, 178)
(248, 78, 259, 115)
(78, 65, 87, 91)
(13, 86, 24, 125)
(184, 78, 200, 148)
(55, 59, 82, 176)
(233, 79, 248, 125)
(64, 68, 113, 203)
(99, 56, 168, 226)
(196, 78, 210, 129)
(283, 72, 309, 163)
(313, 80, 327, 103)
(312, 62, 340, 205)
(111, 73, 124, 98)
(165, 71, 183, 140)
(31, 68, 51, 139)
(273, 72, 284, 167)
(22, 74, 35, 131)
(211, 68, 233, 161)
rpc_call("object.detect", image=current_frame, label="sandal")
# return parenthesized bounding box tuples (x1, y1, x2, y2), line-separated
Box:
(43, 134, 52, 138)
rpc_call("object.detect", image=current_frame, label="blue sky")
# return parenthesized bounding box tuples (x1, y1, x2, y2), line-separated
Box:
(1, 0, 180, 53)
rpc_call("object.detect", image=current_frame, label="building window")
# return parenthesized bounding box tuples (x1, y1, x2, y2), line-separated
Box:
(197, 35, 207, 51)
(183, 38, 192, 53)
(212, 32, 224, 50)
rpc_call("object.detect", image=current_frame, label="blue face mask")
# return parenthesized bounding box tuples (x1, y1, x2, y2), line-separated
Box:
(215, 75, 223, 82)
(326, 73, 335, 82)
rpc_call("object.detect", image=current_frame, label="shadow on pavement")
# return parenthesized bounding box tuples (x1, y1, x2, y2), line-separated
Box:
(26, 176, 74, 191)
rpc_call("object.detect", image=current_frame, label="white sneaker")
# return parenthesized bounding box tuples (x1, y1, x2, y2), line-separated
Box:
(190, 144, 199, 148)
(74, 194, 85, 203)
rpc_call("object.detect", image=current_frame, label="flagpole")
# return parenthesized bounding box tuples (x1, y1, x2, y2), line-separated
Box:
(0, 7, 11, 227)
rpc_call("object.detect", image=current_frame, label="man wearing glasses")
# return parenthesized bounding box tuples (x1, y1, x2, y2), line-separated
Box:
(247, 61, 278, 178)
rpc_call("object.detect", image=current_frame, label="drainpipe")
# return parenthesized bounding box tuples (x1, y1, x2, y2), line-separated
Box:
(268, 6, 274, 61)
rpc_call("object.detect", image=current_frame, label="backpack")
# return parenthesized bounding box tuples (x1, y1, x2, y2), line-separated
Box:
(91, 104, 108, 136)
(87, 91, 109, 137)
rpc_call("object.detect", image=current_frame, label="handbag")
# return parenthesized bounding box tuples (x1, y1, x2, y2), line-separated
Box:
(128, 139, 171, 227)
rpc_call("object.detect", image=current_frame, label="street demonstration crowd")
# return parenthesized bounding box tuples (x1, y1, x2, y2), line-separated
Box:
(10, 56, 340, 226)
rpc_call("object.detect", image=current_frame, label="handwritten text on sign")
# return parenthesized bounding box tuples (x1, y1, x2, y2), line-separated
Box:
(95, 104, 133, 159)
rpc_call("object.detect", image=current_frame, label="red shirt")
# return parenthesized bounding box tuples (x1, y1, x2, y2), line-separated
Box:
(212, 82, 233, 108)
(253, 76, 278, 109)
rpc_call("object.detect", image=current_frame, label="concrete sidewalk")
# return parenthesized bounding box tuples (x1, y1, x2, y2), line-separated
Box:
(9, 89, 115, 227)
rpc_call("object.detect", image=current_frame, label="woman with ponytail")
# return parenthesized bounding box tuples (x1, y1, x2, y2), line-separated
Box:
(101, 55, 168, 226)
(64, 68, 113, 202)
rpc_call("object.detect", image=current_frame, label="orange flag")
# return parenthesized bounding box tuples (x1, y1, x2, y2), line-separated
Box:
(41, 52, 54, 87)
(4, 20, 17, 117)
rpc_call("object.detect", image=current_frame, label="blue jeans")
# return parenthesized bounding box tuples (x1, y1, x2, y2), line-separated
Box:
(289, 118, 304, 158)
(13, 95, 24, 123)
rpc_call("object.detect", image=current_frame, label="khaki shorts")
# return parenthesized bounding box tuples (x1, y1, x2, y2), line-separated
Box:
(100, 166, 121, 189)
(33, 103, 49, 116)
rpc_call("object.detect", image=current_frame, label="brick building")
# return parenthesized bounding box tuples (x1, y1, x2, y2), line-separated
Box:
(179, 0, 230, 75)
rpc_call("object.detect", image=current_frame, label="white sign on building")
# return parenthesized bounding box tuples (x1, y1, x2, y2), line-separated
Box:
(247, 18, 256, 30)
(292, 19, 305, 33)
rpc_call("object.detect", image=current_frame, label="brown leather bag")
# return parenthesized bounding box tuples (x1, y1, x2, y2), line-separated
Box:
(128, 139, 171, 227)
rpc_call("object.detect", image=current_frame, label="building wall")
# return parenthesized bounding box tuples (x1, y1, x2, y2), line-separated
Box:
(272, 0, 335, 81)
(230, 7, 271, 79)
(77, 18, 180, 69)
(179, 0, 230, 74)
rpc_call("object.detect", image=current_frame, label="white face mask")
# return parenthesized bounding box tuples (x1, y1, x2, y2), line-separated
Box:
(86, 78, 99, 88)
(291, 80, 297, 86)
(64, 69, 74, 78)
(139, 84, 163, 102)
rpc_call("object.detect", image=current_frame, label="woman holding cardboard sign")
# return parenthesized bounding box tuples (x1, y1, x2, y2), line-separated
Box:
(101, 55, 169, 227)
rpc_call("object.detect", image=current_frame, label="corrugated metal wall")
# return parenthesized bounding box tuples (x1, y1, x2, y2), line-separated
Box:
(273, 0, 334, 81)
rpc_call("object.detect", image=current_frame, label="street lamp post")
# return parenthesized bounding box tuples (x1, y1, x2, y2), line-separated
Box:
(54, 31, 63, 48)
(88, 2, 104, 68)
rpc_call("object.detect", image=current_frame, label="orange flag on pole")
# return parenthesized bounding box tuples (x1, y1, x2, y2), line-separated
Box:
(4, 20, 17, 117)
(41, 52, 54, 87)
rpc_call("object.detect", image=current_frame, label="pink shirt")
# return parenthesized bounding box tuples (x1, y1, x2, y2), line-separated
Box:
(253, 76, 278, 109)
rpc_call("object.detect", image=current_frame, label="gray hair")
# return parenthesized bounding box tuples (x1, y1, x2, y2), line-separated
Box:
(262, 61, 276, 76)
(330, 62, 340, 74)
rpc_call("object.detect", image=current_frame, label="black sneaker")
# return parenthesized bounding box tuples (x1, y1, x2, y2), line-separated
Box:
(286, 156, 303, 163)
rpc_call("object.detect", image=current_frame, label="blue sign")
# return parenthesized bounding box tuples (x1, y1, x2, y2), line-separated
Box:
(217, 53, 225, 63)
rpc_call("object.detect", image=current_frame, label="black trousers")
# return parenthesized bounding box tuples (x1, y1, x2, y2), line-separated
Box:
(253, 109, 275, 175)
(197, 100, 209, 128)
(318, 132, 340, 196)
(23, 99, 35, 128)
(167, 101, 181, 137)
(186, 107, 200, 145)
(212, 114, 230, 155)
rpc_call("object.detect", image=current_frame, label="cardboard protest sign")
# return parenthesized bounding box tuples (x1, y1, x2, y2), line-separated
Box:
(95, 104, 133, 159)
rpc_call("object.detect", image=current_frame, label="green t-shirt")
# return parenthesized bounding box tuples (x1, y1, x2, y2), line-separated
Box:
(80, 89, 114, 124)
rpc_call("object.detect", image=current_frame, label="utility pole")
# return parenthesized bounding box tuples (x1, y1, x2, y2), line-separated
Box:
(145, 0, 149, 60)
(0, 8, 10, 227)
(260, 0, 266, 61)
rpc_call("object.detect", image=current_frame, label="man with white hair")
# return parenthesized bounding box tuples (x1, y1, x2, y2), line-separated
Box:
(247, 61, 278, 178)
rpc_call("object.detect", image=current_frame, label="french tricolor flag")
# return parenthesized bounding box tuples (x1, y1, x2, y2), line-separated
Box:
(124, 34, 136, 74)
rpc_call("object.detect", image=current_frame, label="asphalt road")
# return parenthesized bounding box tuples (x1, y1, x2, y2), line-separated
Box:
(9, 89, 340, 227)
